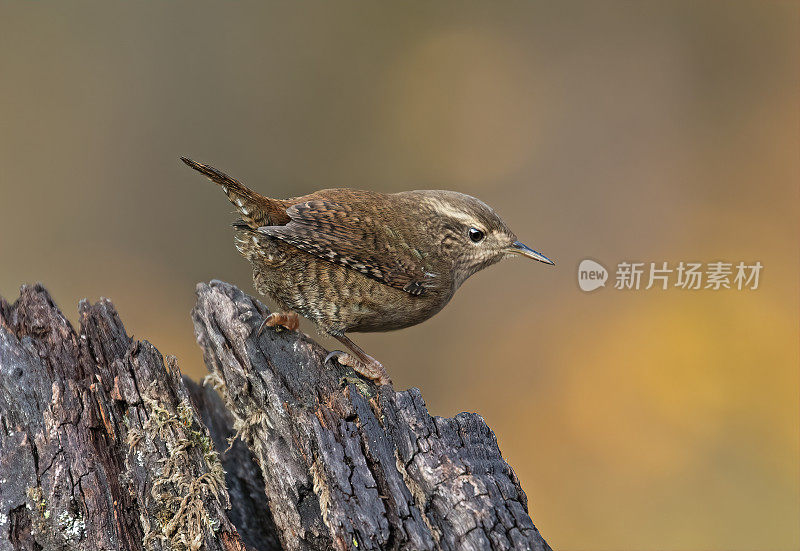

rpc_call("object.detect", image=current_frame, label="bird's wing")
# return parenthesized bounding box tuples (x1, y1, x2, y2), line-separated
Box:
(258, 199, 437, 296)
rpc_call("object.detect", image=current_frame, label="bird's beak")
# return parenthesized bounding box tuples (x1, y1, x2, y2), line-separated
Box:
(506, 241, 555, 265)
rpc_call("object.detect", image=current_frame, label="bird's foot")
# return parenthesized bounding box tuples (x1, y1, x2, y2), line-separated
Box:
(258, 311, 300, 335)
(325, 350, 392, 386)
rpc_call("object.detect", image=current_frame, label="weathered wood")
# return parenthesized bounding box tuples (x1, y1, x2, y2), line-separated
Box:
(0, 284, 265, 551)
(184, 376, 281, 551)
(0, 281, 551, 551)
(192, 280, 551, 551)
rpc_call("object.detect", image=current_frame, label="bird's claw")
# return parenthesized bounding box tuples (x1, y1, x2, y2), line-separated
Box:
(325, 350, 344, 364)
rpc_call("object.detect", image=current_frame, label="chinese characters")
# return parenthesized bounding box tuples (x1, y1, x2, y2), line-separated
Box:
(613, 261, 762, 290)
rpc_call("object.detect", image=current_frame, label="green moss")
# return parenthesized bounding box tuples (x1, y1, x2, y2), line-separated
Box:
(340, 375, 375, 398)
(26, 486, 47, 517)
(128, 389, 227, 551)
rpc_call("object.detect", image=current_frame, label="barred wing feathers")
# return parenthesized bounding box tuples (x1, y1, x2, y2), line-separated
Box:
(258, 199, 436, 295)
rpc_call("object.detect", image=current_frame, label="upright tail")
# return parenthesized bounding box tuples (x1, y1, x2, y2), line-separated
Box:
(180, 157, 289, 228)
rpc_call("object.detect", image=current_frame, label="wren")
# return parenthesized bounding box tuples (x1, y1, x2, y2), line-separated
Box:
(182, 157, 554, 385)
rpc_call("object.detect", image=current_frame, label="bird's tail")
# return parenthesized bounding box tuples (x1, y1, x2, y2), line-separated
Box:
(180, 157, 287, 228)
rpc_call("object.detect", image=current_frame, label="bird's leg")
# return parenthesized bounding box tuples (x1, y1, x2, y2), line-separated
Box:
(258, 311, 300, 335)
(327, 335, 392, 386)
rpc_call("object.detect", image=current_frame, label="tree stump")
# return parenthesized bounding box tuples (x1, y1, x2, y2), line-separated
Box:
(0, 281, 551, 551)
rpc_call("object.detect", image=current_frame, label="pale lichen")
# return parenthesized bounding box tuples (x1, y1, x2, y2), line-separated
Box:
(57, 509, 86, 540)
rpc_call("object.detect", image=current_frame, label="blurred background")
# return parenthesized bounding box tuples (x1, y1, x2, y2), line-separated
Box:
(1, 1, 797, 549)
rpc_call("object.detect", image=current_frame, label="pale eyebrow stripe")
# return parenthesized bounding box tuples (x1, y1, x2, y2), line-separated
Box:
(421, 197, 483, 229)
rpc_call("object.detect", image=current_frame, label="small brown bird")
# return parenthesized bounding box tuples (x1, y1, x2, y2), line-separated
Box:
(182, 157, 554, 385)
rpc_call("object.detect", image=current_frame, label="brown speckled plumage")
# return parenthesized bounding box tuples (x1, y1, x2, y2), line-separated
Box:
(182, 157, 554, 384)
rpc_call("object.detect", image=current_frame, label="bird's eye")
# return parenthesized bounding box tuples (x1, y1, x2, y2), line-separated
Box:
(468, 228, 485, 243)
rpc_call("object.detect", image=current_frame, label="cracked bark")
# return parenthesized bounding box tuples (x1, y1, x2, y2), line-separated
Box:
(0, 281, 551, 551)
(192, 281, 551, 551)
(0, 284, 271, 551)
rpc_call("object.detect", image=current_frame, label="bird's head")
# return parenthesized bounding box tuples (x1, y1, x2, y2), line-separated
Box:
(409, 190, 554, 289)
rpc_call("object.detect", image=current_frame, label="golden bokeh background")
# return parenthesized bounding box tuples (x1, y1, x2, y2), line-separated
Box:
(1, 2, 797, 549)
